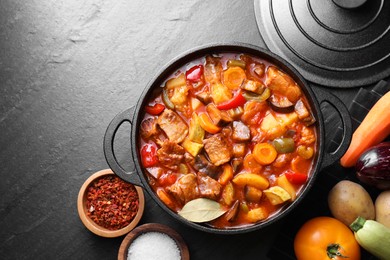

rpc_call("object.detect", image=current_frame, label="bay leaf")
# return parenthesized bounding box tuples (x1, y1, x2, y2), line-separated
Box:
(178, 198, 226, 223)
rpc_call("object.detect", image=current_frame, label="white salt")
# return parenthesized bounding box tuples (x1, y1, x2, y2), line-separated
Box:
(127, 231, 181, 260)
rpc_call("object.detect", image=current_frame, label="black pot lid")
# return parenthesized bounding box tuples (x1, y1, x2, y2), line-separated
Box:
(254, 0, 390, 88)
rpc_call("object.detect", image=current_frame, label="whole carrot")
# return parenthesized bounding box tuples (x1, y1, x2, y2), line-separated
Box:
(340, 91, 390, 167)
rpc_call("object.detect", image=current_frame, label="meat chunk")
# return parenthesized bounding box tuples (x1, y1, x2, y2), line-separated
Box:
(184, 152, 195, 165)
(203, 133, 233, 166)
(240, 79, 265, 94)
(197, 174, 222, 200)
(211, 83, 232, 105)
(241, 100, 268, 126)
(157, 140, 185, 170)
(167, 174, 199, 205)
(294, 99, 316, 126)
(140, 118, 166, 146)
(232, 121, 251, 142)
(204, 55, 222, 84)
(194, 154, 222, 179)
(140, 118, 159, 139)
(266, 66, 301, 103)
(157, 109, 188, 143)
(241, 55, 266, 80)
(298, 125, 316, 146)
(233, 143, 246, 157)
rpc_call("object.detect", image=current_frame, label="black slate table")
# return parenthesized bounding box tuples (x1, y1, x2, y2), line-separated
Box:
(0, 1, 387, 259)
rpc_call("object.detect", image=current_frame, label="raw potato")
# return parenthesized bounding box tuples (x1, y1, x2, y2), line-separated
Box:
(328, 180, 375, 226)
(375, 190, 390, 228)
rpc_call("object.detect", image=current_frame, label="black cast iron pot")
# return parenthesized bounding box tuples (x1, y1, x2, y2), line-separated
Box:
(103, 43, 352, 234)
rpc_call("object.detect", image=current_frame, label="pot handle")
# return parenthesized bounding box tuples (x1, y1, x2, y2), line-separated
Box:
(314, 88, 352, 170)
(103, 106, 144, 187)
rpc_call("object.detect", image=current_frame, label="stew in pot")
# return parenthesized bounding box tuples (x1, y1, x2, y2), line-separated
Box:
(139, 53, 316, 229)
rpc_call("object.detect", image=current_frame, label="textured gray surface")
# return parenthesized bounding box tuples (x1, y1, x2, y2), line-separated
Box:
(0, 0, 378, 259)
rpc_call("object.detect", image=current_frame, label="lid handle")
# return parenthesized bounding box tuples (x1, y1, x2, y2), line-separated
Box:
(332, 0, 367, 9)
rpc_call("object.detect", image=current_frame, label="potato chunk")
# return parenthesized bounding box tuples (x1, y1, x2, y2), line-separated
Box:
(166, 73, 186, 89)
(170, 85, 189, 106)
(260, 113, 286, 139)
(182, 138, 203, 157)
(211, 83, 232, 104)
(247, 207, 268, 222)
(188, 113, 205, 144)
(221, 181, 235, 206)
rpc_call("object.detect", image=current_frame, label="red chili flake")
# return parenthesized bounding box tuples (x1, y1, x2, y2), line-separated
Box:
(86, 175, 139, 230)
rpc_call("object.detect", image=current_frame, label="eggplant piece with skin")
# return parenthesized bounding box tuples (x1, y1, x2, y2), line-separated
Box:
(269, 95, 294, 113)
(294, 99, 316, 126)
(206, 103, 233, 126)
(195, 91, 213, 104)
(227, 106, 244, 120)
(242, 88, 271, 102)
(231, 158, 243, 172)
(241, 54, 265, 80)
(224, 200, 240, 222)
(194, 154, 222, 179)
(356, 142, 390, 190)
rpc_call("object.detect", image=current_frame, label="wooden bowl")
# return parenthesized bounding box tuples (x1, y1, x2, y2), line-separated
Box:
(77, 169, 145, 238)
(118, 223, 190, 260)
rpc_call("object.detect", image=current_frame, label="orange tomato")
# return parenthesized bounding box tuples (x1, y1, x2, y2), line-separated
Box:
(294, 217, 360, 260)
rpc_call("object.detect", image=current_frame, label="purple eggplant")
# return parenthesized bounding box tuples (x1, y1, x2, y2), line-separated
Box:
(356, 142, 390, 190)
(268, 95, 294, 113)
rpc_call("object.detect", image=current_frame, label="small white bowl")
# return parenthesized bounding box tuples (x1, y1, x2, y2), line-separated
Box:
(118, 223, 190, 260)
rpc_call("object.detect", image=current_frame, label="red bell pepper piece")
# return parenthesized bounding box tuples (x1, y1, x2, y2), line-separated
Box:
(141, 143, 158, 167)
(159, 173, 177, 186)
(216, 91, 246, 110)
(145, 103, 165, 115)
(186, 65, 203, 82)
(285, 170, 308, 185)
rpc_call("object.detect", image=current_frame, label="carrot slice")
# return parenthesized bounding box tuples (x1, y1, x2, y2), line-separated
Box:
(198, 113, 221, 134)
(223, 67, 247, 90)
(253, 143, 278, 165)
(340, 91, 390, 167)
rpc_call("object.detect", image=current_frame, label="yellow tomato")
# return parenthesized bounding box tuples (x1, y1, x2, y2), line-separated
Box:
(294, 217, 360, 260)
